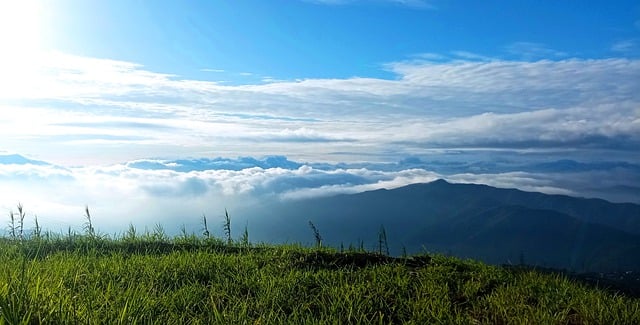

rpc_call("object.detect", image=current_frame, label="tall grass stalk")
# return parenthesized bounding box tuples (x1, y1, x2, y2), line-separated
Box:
(378, 224, 389, 256)
(83, 205, 95, 238)
(17, 203, 25, 240)
(8, 210, 16, 240)
(125, 223, 137, 241)
(33, 215, 41, 239)
(201, 214, 210, 239)
(308, 221, 322, 248)
(223, 209, 232, 245)
(240, 221, 249, 247)
(152, 223, 167, 241)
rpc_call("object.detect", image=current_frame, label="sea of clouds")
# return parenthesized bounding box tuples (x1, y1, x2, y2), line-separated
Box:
(0, 153, 638, 237)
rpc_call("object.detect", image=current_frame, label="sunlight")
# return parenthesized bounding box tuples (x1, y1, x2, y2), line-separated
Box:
(0, 0, 45, 94)
(0, 0, 43, 52)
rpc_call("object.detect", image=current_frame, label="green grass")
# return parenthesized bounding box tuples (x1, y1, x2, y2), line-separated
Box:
(0, 233, 638, 324)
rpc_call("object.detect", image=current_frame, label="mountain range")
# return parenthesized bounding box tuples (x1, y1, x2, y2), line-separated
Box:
(1, 153, 638, 272)
(247, 179, 640, 272)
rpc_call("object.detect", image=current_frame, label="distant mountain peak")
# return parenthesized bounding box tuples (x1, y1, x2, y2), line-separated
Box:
(429, 178, 450, 185)
(261, 180, 640, 272)
(0, 154, 50, 166)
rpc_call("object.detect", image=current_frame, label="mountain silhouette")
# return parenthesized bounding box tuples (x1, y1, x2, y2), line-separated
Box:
(0, 154, 50, 166)
(249, 179, 640, 272)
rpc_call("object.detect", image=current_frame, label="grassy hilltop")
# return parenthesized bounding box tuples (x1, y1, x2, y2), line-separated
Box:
(0, 224, 639, 324)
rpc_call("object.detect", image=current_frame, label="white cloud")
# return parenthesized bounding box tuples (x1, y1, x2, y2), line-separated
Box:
(201, 68, 224, 73)
(248, 127, 354, 143)
(279, 168, 440, 200)
(304, 0, 433, 7)
(410, 52, 448, 61)
(1, 156, 637, 236)
(392, 103, 640, 149)
(447, 172, 576, 196)
(450, 51, 495, 62)
(389, 0, 433, 8)
(611, 39, 638, 53)
(504, 42, 567, 60)
(0, 51, 638, 167)
(304, 0, 350, 4)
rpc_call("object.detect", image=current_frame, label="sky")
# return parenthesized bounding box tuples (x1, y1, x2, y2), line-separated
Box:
(0, 0, 639, 235)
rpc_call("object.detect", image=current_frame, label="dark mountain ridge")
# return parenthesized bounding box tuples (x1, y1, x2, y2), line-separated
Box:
(249, 179, 640, 272)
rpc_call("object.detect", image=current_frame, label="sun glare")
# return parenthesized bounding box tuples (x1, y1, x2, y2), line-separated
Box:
(0, 0, 45, 96)
(0, 0, 43, 51)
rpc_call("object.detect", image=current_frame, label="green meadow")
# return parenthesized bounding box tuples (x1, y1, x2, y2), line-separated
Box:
(0, 210, 639, 324)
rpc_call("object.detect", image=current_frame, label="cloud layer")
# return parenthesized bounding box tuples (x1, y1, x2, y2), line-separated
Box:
(0, 154, 637, 238)
(0, 51, 638, 166)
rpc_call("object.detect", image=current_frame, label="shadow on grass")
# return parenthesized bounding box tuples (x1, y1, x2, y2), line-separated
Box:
(288, 250, 433, 270)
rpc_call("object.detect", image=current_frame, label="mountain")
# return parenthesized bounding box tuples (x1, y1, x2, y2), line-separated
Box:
(127, 156, 302, 172)
(247, 179, 640, 272)
(0, 154, 50, 166)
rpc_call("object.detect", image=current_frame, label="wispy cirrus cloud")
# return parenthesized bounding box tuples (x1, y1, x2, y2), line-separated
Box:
(611, 39, 639, 54)
(504, 42, 567, 60)
(200, 68, 224, 73)
(54, 120, 182, 131)
(449, 51, 495, 62)
(303, 0, 433, 8)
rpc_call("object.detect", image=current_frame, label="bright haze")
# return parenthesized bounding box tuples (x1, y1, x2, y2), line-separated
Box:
(0, 0, 639, 234)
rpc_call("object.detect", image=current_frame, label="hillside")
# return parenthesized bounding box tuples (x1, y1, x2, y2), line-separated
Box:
(247, 179, 640, 272)
(0, 235, 639, 324)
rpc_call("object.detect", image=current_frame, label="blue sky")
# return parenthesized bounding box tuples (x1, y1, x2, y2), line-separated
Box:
(43, 0, 639, 81)
(0, 0, 639, 233)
